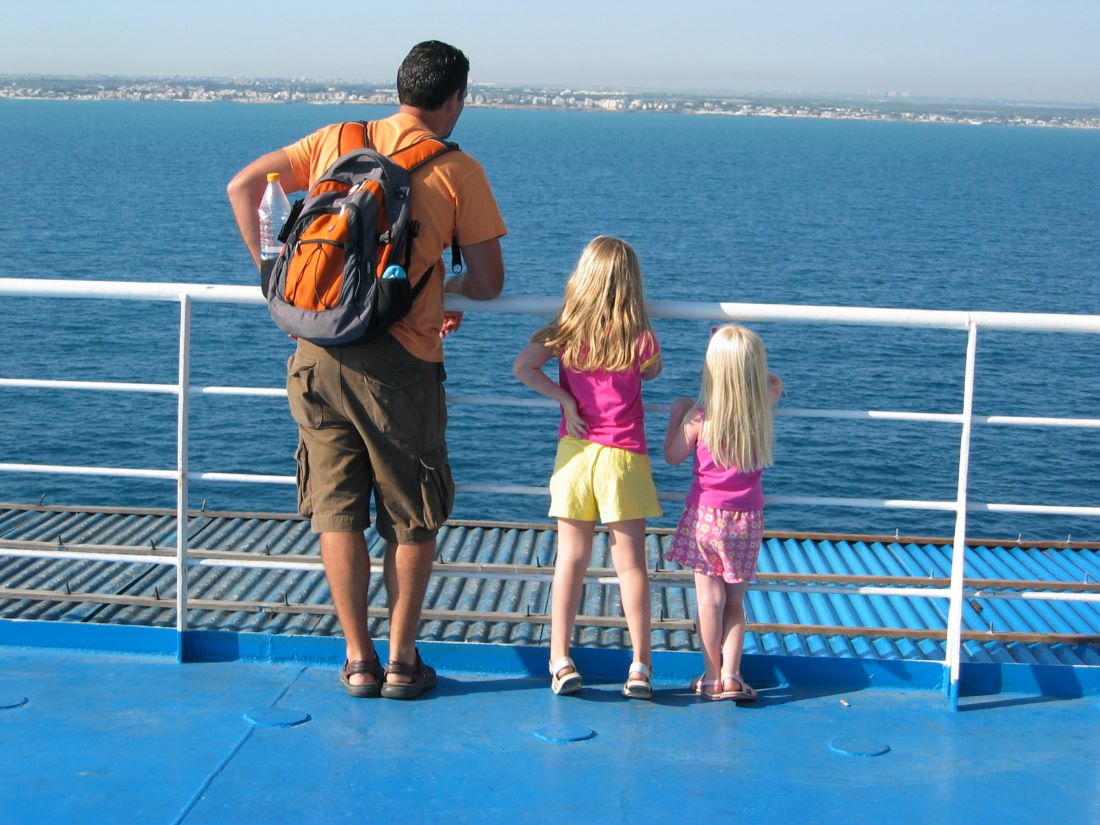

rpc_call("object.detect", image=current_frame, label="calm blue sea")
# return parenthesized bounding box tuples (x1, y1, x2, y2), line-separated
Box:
(1, 100, 1098, 540)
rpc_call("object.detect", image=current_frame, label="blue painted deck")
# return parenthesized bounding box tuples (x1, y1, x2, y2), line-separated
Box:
(3, 503, 1099, 822)
(2, 642, 1098, 824)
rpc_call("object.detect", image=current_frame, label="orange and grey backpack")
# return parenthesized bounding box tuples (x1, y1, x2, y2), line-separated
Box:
(262, 121, 459, 346)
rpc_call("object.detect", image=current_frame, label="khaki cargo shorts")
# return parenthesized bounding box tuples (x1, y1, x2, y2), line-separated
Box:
(286, 335, 453, 544)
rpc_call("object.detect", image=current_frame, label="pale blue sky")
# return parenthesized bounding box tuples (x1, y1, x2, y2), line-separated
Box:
(3, 1, 1099, 103)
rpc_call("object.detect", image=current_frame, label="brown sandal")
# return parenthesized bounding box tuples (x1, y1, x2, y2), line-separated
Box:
(339, 657, 384, 698)
(381, 649, 436, 700)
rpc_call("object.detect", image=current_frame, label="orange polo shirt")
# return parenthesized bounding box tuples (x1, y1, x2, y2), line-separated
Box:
(282, 113, 507, 362)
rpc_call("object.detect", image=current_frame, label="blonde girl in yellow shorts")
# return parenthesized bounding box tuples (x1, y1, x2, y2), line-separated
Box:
(513, 236, 662, 699)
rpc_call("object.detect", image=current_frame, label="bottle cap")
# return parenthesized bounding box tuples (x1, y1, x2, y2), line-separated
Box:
(266, 172, 280, 182)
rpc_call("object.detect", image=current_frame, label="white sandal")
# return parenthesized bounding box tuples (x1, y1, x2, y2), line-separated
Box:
(622, 661, 653, 700)
(691, 674, 725, 701)
(721, 672, 758, 702)
(549, 656, 582, 695)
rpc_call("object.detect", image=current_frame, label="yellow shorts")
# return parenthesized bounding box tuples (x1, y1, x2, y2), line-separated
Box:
(548, 436, 662, 523)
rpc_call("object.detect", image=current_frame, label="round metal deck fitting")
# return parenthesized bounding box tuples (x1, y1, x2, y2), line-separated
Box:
(244, 707, 311, 728)
(828, 737, 890, 757)
(0, 695, 28, 710)
(533, 724, 597, 744)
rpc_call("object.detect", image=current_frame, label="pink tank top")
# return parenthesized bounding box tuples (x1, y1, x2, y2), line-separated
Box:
(686, 429, 764, 511)
(556, 333, 660, 455)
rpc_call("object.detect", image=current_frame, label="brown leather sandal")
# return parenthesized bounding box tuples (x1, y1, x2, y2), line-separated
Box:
(339, 657, 384, 698)
(380, 649, 437, 700)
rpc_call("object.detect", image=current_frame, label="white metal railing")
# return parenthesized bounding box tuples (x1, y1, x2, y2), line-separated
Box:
(1, 278, 1099, 709)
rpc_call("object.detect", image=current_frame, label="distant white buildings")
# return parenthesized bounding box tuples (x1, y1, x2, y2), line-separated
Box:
(1, 77, 1097, 130)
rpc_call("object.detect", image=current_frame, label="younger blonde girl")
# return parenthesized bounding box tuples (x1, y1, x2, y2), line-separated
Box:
(513, 236, 662, 699)
(664, 325, 782, 700)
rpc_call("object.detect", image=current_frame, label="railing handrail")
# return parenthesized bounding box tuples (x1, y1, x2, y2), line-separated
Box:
(3, 277, 1100, 333)
(2, 276, 1099, 710)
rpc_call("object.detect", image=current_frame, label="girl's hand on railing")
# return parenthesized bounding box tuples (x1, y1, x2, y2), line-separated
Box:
(767, 374, 784, 406)
(668, 396, 694, 423)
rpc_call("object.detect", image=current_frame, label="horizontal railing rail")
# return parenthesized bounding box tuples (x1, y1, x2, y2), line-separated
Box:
(4, 538, 1097, 600)
(2, 277, 1098, 708)
(4, 278, 1100, 332)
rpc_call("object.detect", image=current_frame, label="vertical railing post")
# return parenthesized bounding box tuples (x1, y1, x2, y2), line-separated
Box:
(944, 322, 978, 710)
(175, 294, 192, 661)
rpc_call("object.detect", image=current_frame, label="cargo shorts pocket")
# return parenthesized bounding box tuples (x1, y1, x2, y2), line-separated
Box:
(295, 441, 312, 518)
(286, 357, 326, 429)
(419, 454, 454, 530)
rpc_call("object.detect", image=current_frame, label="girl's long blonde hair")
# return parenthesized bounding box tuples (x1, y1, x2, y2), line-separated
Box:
(532, 236, 654, 372)
(697, 325, 773, 471)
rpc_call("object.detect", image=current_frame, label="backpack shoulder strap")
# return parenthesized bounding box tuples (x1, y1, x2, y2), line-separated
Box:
(336, 122, 457, 169)
(388, 137, 460, 173)
(387, 135, 465, 274)
(337, 121, 370, 156)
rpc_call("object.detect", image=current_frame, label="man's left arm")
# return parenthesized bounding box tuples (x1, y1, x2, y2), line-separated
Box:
(227, 149, 304, 270)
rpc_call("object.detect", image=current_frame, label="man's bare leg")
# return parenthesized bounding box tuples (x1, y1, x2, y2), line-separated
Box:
(382, 539, 436, 683)
(320, 531, 379, 688)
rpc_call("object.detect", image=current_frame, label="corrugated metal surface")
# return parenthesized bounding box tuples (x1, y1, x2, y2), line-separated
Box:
(1, 503, 1098, 665)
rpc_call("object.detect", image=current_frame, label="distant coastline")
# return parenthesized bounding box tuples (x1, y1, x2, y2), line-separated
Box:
(3, 74, 1099, 130)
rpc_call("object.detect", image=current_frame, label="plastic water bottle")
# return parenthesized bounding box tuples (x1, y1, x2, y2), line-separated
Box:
(258, 172, 291, 261)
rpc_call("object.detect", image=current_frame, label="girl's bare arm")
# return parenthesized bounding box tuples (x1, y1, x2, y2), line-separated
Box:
(663, 397, 699, 465)
(512, 342, 587, 438)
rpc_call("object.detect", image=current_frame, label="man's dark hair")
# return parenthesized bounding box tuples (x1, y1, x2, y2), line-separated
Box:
(397, 41, 470, 110)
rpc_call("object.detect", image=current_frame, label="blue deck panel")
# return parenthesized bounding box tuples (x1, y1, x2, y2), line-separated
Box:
(3, 501, 1100, 821)
(2, 643, 1098, 825)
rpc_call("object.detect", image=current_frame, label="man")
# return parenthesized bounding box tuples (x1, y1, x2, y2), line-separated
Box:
(227, 41, 506, 699)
